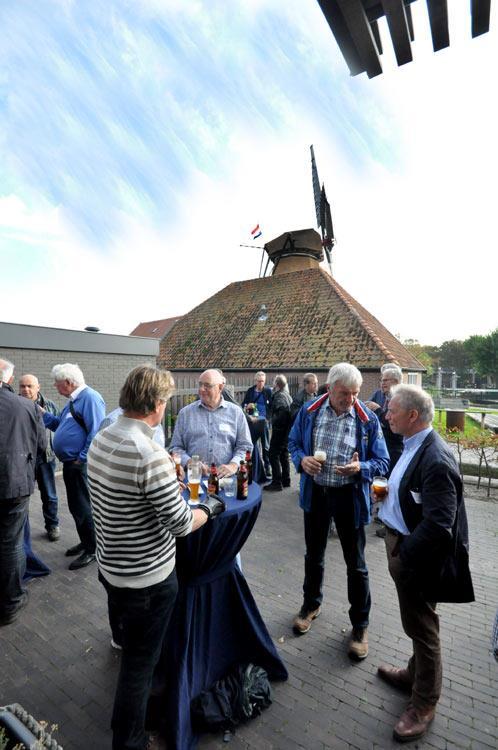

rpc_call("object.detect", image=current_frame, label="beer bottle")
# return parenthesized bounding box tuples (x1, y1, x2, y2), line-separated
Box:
(245, 449, 253, 485)
(236, 460, 248, 500)
(207, 462, 219, 495)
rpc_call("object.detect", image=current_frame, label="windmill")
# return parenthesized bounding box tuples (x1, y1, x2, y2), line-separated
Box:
(310, 144, 336, 275)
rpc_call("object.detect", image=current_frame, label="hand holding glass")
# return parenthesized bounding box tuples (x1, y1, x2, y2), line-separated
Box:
(372, 476, 388, 500)
(314, 450, 327, 464)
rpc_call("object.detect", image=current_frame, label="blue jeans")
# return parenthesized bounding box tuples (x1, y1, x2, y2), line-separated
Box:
(303, 483, 370, 628)
(0, 495, 29, 617)
(62, 461, 95, 553)
(99, 570, 178, 750)
(36, 459, 59, 529)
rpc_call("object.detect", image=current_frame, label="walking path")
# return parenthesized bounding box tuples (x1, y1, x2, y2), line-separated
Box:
(1, 477, 497, 749)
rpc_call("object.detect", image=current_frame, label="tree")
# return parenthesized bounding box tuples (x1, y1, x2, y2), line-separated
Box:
(474, 329, 498, 383)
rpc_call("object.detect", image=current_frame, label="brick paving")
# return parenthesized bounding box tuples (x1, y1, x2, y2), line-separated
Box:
(1, 476, 497, 750)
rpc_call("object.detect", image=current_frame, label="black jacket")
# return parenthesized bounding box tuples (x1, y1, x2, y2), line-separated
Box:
(242, 386, 272, 420)
(398, 430, 474, 603)
(271, 389, 292, 430)
(0, 383, 47, 500)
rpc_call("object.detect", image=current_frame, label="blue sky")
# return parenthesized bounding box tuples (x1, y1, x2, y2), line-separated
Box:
(1, 0, 496, 344)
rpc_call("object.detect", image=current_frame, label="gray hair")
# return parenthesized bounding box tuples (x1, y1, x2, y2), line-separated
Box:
(0, 357, 15, 383)
(390, 384, 434, 424)
(274, 374, 288, 391)
(381, 361, 400, 372)
(51, 363, 85, 387)
(381, 365, 403, 383)
(303, 372, 318, 385)
(255, 371, 266, 379)
(327, 363, 362, 390)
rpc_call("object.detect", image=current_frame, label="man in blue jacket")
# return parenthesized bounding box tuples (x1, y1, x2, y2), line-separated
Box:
(288, 362, 389, 659)
(43, 363, 105, 571)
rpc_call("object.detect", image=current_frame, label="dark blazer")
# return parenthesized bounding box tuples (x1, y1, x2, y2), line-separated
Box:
(242, 386, 272, 419)
(398, 430, 474, 603)
(0, 384, 47, 500)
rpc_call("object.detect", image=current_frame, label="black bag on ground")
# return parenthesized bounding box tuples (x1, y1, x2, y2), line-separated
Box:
(191, 663, 272, 733)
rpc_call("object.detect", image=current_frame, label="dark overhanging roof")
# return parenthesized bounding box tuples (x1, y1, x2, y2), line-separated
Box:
(317, 0, 491, 78)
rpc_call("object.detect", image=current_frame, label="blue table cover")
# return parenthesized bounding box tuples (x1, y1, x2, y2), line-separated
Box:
(159, 482, 287, 749)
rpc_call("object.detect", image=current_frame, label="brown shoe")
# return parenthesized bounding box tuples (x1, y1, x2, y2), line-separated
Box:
(393, 704, 435, 743)
(348, 626, 368, 660)
(377, 664, 413, 694)
(292, 606, 321, 634)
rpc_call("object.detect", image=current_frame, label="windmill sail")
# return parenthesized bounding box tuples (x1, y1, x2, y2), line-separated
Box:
(310, 145, 335, 274)
(310, 145, 322, 229)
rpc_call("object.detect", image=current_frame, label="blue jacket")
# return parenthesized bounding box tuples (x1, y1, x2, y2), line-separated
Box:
(44, 386, 105, 462)
(288, 394, 389, 526)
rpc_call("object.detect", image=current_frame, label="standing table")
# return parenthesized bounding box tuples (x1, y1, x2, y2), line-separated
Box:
(158, 482, 287, 749)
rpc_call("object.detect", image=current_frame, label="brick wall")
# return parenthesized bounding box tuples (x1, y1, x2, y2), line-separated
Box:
(2, 347, 157, 412)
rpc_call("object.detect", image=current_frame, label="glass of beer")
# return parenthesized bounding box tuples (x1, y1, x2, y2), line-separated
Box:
(314, 449, 327, 464)
(188, 460, 202, 503)
(372, 476, 388, 500)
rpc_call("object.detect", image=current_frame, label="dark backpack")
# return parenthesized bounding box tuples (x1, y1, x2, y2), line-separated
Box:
(191, 663, 272, 733)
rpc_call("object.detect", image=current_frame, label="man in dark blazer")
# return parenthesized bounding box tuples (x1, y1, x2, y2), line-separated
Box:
(242, 371, 273, 479)
(377, 384, 474, 743)
(0, 357, 47, 626)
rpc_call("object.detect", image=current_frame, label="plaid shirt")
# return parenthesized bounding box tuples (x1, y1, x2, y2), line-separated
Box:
(312, 400, 357, 487)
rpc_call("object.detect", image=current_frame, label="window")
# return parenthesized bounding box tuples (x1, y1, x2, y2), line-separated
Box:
(407, 373, 418, 385)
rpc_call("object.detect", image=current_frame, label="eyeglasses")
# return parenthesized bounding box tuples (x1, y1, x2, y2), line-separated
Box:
(198, 382, 218, 390)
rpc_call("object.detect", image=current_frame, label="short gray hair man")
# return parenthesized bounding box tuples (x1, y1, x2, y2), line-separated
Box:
(327, 362, 363, 390)
(51, 363, 85, 387)
(390, 384, 435, 425)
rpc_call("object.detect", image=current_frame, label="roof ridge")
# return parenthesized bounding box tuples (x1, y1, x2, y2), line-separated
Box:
(319, 269, 402, 364)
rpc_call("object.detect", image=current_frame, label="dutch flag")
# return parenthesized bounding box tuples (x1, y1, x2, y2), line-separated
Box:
(251, 224, 262, 240)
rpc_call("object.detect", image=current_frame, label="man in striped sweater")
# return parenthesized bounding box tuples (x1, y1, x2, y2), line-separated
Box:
(88, 365, 224, 750)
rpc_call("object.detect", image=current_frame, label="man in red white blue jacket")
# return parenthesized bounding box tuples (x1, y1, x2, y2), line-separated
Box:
(288, 363, 389, 659)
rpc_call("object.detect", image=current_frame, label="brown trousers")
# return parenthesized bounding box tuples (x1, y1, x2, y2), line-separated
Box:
(385, 529, 442, 709)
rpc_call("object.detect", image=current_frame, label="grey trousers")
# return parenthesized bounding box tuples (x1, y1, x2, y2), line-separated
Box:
(385, 529, 442, 709)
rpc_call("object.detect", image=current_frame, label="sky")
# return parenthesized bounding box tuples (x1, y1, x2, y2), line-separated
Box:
(1, 0, 496, 346)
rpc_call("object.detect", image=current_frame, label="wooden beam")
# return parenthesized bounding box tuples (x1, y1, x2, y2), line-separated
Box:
(405, 2, 415, 41)
(336, 0, 383, 78)
(471, 0, 491, 38)
(426, 0, 450, 51)
(380, 0, 413, 66)
(370, 19, 383, 54)
(316, 0, 365, 76)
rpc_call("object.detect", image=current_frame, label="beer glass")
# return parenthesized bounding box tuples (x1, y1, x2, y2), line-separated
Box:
(221, 475, 236, 498)
(314, 449, 327, 464)
(372, 476, 388, 501)
(189, 457, 202, 502)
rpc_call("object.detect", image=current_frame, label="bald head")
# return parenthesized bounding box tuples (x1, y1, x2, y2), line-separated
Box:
(198, 369, 224, 409)
(19, 374, 40, 401)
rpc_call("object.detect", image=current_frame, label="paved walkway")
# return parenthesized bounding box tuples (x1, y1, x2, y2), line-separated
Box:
(1, 476, 497, 750)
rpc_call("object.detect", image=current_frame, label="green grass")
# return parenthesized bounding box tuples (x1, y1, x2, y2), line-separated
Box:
(434, 410, 486, 438)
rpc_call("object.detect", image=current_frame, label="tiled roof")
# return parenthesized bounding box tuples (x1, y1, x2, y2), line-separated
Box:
(158, 268, 424, 371)
(130, 317, 182, 339)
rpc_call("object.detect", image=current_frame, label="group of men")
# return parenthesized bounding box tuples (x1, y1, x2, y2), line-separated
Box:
(288, 362, 473, 743)
(0, 355, 474, 747)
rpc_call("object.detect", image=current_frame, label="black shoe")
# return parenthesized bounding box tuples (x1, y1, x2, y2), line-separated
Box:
(0, 591, 29, 626)
(282, 481, 291, 488)
(47, 526, 60, 542)
(68, 552, 96, 570)
(264, 483, 283, 492)
(65, 542, 85, 557)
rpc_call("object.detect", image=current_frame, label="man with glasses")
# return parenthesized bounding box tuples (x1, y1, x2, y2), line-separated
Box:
(170, 369, 252, 478)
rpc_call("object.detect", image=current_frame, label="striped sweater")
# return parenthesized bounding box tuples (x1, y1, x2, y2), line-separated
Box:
(87, 415, 193, 588)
